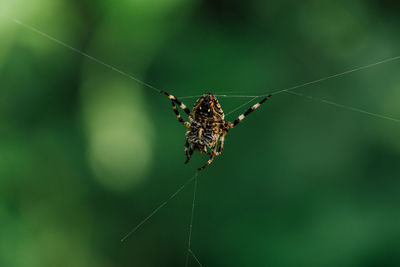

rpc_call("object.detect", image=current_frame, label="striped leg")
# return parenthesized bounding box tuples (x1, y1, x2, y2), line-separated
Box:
(200, 133, 226, 157)
(214, 133, 226, 156)
(161, 91, 191, 115)
(201, 145, 216, 156)
(171, 101, 190, 127)
(231, 95, 272, 128)
(185, 141, 194, 164)
(198, 145, 217, 170)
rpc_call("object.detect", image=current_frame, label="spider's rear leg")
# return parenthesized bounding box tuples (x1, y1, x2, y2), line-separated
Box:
(198, 145, 217, 170)
(202, 133, 226, 156)
(184, 141, 194, 164)
(214, 133, 226, 156)
(198, 153, 216, 171)
(199, 145, 214, 156)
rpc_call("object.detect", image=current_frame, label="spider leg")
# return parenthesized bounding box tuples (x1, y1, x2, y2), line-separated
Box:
(161, 91, 191, 115)
(214, 133, 226, 156)
(171, 101, 190, 127)
(231, 95, 272, 128)
(201, 145, 214, 156)
(184, 140, 190, 157)
(185, 141, 194, 164)
(198, 145, 217, 170)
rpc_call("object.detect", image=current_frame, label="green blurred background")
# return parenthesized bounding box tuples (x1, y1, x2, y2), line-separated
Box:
(1, 0, 400, 266)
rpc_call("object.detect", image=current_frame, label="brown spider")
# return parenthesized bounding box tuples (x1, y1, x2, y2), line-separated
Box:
(161, 91, 271, 170)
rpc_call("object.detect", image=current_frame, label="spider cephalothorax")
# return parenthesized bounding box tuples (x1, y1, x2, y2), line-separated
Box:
(192, 93, 224, 121)
(161, 91, 271, 170)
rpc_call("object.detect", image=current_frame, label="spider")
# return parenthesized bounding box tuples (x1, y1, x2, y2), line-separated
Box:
(161, 91, 272, 170)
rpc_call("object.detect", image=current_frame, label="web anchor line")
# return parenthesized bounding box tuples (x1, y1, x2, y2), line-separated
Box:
(268, 55, 400, 97)
(188, 249, 204, 267)
(185, 174, 199, 267)
(121, 172, 199, 242)
(285, 91, 400, 123)
(225, 57, 400, 122)
(3, 14, 400, 124)
(0, 14, 162, 94)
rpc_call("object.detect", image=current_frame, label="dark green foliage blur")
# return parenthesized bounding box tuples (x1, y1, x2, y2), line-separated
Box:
(1, 0, 400, 266)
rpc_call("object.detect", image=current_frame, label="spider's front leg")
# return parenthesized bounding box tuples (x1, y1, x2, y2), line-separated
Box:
(161, 91, 192, 127)
(231, 95, 272, 128)
(161, 91, 191, 114)
(170, 101, 190, 127)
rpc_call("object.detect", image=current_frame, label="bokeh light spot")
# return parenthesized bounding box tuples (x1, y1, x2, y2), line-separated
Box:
(81, 76, 154, 191)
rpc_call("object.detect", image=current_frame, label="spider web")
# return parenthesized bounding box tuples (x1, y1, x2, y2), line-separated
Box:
(3, 13, 400, 266)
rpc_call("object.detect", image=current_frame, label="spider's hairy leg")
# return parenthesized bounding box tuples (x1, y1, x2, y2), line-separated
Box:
(214, 133, 226, 156)
(171, 101, 190, 127)
(200, 145, 214, 156)
(231, 95, 272, 127)
(161, 91, 191, 115)
(198, 145, 218, 170)
(185, 141, 194, 164)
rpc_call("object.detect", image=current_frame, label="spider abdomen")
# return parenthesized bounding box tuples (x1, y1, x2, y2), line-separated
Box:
(186, 121, 219, 148)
